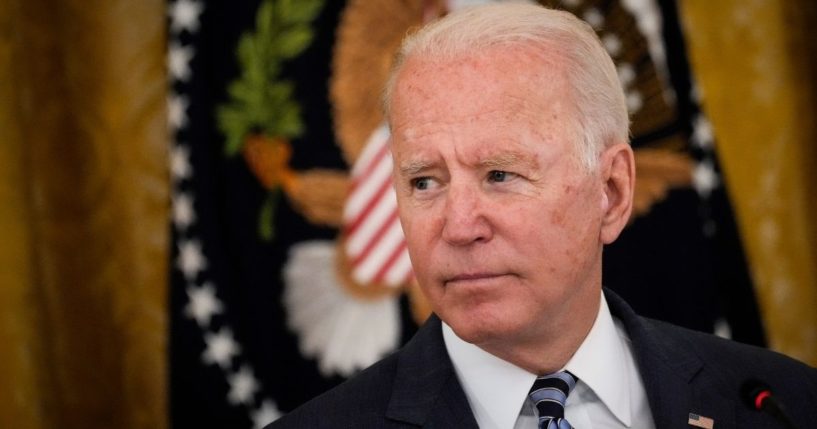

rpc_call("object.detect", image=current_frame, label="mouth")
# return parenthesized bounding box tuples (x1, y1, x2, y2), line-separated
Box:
(444, 272, 511, 286)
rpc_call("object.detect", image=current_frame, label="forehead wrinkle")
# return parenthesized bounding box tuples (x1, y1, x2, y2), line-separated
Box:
(477, 150, 539, 171)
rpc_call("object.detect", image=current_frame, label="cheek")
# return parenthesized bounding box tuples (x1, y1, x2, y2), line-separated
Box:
(546, 188, 603, 269)
(400, 208, 438, 269)
(400, 194, 447, 236)
(511, 188, 599, 257)
(552, 178, 600, 225)
(401, 211, 431, 245)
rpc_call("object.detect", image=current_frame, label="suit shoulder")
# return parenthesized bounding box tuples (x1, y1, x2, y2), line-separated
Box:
(643, 316, 817, 390)
(266, 352, 400, 428)
(645, 317, 812, 369)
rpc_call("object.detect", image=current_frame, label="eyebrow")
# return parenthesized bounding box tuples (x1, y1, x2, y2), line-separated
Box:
(479, 151, 538, 171)
(398, 160, 435, 177)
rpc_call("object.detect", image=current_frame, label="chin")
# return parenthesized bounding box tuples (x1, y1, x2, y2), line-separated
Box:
(443, 308, 521, 346)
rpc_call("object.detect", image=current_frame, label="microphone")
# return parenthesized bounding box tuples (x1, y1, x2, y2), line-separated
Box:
(741, 379, 800, 429)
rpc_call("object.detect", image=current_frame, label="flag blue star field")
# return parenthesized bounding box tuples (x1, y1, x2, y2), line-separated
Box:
(167, 0, 765, 427)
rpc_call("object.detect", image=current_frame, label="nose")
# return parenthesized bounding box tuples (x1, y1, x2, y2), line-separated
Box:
(441, 181, 492, 246)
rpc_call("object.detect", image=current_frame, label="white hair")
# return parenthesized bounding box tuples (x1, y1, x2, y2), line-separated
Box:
(383, 2, 629, 169)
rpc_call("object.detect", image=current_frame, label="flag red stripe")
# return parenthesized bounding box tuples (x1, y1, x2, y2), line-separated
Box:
(350, 208, 400, 267)
(373, 240, 408, 283)
(345, 177, 393, 236)
(349, 142, 390, 192)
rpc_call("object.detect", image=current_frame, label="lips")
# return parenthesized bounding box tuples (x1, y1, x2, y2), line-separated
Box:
(444, 272, 509, 285)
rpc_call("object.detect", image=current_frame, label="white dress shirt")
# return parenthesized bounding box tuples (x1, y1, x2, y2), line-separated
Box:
(442, 292, 655, 429)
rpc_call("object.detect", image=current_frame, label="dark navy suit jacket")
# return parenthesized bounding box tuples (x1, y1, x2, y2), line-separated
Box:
(269, 289, 817, 428)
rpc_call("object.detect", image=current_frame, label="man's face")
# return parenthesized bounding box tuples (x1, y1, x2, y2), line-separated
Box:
(390, 47, 607, 350)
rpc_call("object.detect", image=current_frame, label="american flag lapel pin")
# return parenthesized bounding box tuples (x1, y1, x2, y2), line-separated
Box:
(688, 412, 715, 429)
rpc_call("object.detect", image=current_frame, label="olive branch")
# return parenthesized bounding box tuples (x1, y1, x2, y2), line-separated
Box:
(216, 0, 324, 239)
(218, 0, 323, 154)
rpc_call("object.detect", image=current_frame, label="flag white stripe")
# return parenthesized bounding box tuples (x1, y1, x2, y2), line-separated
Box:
(383, 247, 412, 285)
(345, 190, 398, 256)
(343, 154, 393, 222)
(352, 221, 404, 284)
(350, 124, 390, 178)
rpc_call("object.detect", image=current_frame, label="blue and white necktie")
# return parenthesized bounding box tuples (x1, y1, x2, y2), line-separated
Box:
(528, 371, 577, 429)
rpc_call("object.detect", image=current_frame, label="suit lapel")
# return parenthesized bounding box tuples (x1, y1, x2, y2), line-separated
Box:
(605, 289, 736, 429)
(386, 315, 479, 428)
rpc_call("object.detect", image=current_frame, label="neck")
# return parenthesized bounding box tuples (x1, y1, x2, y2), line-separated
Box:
(478, 287, 601, 375)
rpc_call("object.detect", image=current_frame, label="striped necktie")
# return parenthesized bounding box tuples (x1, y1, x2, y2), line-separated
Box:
(528, 371, 577, 429)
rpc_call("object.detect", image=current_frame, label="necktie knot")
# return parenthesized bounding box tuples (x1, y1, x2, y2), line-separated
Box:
(528, 371, 577, 429)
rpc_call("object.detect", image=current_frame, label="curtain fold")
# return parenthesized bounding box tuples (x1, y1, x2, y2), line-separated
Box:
(0, 1, 169, 428)
(680, 0, 817, 365)
(0, 3, 52, 427)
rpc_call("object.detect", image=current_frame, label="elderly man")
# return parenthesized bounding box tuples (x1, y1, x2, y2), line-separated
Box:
(270, 3, 817, 428)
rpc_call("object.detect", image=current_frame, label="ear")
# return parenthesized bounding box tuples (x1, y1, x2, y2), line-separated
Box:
(599, 143, 635, 244)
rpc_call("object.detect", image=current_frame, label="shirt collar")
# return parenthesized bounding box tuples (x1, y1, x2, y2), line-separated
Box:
(442, 292, 632, 428)
(564, 293, 632, 426)
(443, 322, 533, 429)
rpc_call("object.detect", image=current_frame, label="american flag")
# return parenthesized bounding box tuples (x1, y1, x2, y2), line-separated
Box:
(342, 124, 413, 287)
(688, 413, 715, 429)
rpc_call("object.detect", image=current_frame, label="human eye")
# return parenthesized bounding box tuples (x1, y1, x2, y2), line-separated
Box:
(410, 177, 433, 190)
(487, 170, 515, 183)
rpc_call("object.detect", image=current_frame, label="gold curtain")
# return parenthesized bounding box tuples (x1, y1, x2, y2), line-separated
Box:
(0, 0, 168, 428)
(681, 1, 817, 365)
